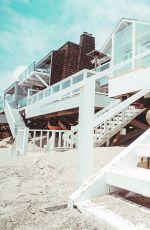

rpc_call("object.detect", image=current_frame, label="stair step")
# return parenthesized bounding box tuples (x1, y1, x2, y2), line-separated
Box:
(76, 196, 150, 230)
(106, 167, 150, 197)
(137, 144, 150, 157)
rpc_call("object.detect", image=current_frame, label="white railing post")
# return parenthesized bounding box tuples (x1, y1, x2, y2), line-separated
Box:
(77, 78, 95, 187)
(50, 131, 55, 150)
(22, 128, 29, 155)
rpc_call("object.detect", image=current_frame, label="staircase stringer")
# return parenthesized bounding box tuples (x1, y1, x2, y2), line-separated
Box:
(69, 126, 150, 207)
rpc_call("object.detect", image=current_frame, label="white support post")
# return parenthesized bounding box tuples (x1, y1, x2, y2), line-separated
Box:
(63, 132, 67, 149)
(58, 132, 61, 148)
(70, 131, 73, 149)
(111, 34, 115, 78)
(33, 130, 36, 151)
(77, 78, 95, 187)
(50, 131, 55, 151)
(132, 22, 136, 69)
(40, 131, 43, 149)
(22, 128, 29, 155)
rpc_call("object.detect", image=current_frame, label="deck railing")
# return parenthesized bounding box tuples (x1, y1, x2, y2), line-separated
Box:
(27, 69, 96, 106)
(18, 97, 27, 108)
(18, 62, 36, 82)
(18, 61, 50, 83)
(28, 129, 77, 152)
(6, 94, 15, 103)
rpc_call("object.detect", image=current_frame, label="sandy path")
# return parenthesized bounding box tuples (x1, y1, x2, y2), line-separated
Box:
(0, 140, 123, 230)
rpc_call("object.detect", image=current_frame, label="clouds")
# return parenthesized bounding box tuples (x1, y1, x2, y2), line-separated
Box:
(0, 65, 27, 94)
(0, 0, 150, 94)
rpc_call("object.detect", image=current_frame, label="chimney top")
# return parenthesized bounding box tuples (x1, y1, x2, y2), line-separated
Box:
(82, 32, 93, 37)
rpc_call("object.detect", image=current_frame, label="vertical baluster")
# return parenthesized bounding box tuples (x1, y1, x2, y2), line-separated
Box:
(70, 131, 73, 149)
(40, 131, 43, 149)
(58, 131, 61, 148)
(46, 131, 49, 151)
(63, 132, 67, 149)
(50, 131, 55, 150)
(67, 132, 69, 148)
(33, 130, 36, 151)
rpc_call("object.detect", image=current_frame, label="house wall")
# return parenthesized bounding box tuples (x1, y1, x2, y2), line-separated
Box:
(51, 33, 95, 84)
(61, 42, 80, 79)
(50, 50, 65, 85)
(109, 67, 150, 97)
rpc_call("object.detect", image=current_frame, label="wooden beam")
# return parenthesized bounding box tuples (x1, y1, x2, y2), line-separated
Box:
(58, 121, 68, 130)
(37, 108, 79, 119)
(110, 132, 121, 146)
(117, 129, 143, 145)
(131, 119, 149, 131)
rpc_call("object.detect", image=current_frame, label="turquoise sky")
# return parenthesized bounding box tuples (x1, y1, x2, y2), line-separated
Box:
(0, 0, 150, 94)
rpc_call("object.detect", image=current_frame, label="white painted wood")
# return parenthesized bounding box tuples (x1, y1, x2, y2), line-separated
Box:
(26, 93, 113, 118)
(136, 144, 150, 157)
(35, 73, 49, 87)
(69, 128, 150, 205)
(77, 79, 95, 187)
(109, 67, 150, 97)
(132, 22, 136, 69)
(106, 167, 150, 197)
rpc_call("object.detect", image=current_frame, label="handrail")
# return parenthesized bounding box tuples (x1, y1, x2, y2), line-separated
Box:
(94, 88, 149, 127)
(4, 101, 16, 136)
(94, 48, 150, 82)
(71, 99, 120, 131)
(27, 49, 150, 111)
(18, 61, 36, 82)
(29, 129, 70, 132)
(6, 94, 15, 103)
(27, 69, 96, 106)
(5, 101, 15, 124)
(94, 99, 120, 119)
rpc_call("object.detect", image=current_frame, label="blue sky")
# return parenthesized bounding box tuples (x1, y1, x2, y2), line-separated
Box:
(0, 0, 150, 94)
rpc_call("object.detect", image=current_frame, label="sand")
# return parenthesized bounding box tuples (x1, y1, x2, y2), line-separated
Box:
(0, 138, 125, 230)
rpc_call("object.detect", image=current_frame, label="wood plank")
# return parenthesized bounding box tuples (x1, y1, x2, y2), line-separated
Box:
(117, 129, 143, 145)
(131, 119, 149, 131)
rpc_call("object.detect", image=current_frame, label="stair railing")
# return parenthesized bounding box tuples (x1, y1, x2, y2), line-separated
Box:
(27, 129, 77, 152)
(4, 101, 16, 137)
(94, 89, 149, 128)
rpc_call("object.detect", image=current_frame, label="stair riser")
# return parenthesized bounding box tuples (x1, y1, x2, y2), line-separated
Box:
(106, 172, 150, 197)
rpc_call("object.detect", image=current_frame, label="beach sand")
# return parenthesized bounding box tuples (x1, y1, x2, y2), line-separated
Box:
(0, 138, 124, 229)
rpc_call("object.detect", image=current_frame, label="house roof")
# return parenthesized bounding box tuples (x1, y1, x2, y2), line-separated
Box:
(100, 18, 150, 55)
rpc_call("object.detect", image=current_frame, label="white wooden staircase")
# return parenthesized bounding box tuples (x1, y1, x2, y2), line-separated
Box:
(4, 101, 26, 137)
(4, 101, 28, 155)
(94, 89, 150, 146)
(71, 89, 148, 147)
(69, 124, 150, 229)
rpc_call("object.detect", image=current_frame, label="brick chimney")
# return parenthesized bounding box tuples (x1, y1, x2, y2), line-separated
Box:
(78, 32, 95, 70)
(80, 32, 95, 54)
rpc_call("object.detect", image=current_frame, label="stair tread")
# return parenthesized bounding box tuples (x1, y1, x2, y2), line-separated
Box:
(107, 167, 150, 182)
(77, 195, 150, 230)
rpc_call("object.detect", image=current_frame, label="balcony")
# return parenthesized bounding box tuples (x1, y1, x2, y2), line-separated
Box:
(6, 94, 15, 103)
(0, 100, 4, 113)
(18, 61, 50, 88)
(18, 97, 27, 108)
(27, 69, 96, 107)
